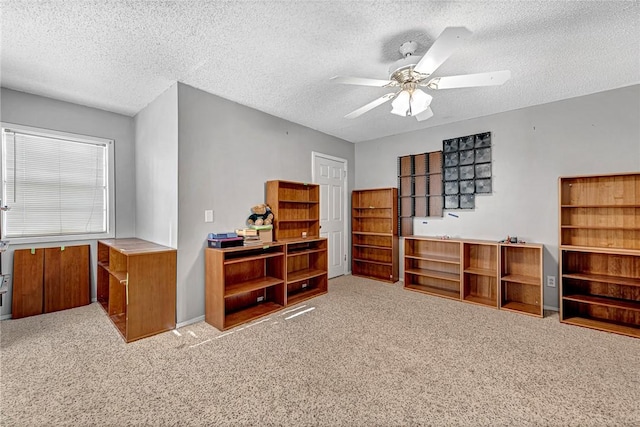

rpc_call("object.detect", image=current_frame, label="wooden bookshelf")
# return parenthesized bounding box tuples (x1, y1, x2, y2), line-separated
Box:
(352, 188, 399, 283)
(559, 172, 640, 338)
(266, 180, 320, 241)
(404, 236, 544, 317)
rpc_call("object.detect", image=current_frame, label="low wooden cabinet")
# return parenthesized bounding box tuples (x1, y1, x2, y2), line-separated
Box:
(404, 236, 543, 317)
(97, 239, 176, 342)
(12, 245, 90, 319)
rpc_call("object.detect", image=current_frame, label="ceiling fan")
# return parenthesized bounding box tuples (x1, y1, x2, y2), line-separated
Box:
(331, 27, 511, 121)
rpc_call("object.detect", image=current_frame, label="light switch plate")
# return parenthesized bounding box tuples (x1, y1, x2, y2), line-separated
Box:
(204, 210, 213, 223)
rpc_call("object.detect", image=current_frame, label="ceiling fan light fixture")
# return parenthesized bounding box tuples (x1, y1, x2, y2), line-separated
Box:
(409, 89, 432, 116)
(391, 90, 411, 116)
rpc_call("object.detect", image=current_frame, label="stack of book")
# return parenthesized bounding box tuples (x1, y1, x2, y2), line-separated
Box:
(236, 228, 263, 246)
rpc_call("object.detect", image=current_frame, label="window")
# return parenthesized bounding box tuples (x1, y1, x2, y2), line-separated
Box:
(1, 123, 115, 242)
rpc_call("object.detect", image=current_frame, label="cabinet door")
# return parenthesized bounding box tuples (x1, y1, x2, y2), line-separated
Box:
(12, 249, 45, 318)
(44, 245, 90, 313)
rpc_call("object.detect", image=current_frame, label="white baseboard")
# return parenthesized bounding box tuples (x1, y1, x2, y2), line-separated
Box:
(0, 313, 12, 320)
(176, 315, 205, 329)
(544, 305, 559, 312)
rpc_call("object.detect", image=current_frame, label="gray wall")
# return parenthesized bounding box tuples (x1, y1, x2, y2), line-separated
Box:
(0, 88, 136, 316)
(176, 83, 355, 324)
(134, 84, 179, 248)
(355, 84, 640, 310)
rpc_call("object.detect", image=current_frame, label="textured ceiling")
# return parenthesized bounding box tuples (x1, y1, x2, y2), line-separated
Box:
(1, 1, 638, 143)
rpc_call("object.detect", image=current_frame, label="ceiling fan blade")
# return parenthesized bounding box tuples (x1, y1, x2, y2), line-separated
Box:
(415, 106, 434, 122)
(426, 70, 511, 89)
(331, 76, 395, 87)
(414, 27, 472, 75)
(344, 93, 397, 119)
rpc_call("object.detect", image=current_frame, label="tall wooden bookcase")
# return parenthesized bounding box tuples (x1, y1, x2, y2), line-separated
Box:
(404, 236, 543, 317)
(351, 188, 399, 282)
(558, 172, 640, 338)
(266, 180, 320, 241)
(97, 238, 176, 342)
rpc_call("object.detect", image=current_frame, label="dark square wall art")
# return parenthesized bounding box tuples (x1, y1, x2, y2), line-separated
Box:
(441, 132, 492, 210)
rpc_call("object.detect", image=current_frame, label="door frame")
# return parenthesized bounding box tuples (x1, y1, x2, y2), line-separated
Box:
(311, 151, 350, 276)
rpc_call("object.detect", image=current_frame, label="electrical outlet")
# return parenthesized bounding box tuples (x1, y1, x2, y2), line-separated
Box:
(204, 210, 214, 223)
(546, 276, 556, 287)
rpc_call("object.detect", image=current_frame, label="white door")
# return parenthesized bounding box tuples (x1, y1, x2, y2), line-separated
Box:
(312, 153, 347, 279)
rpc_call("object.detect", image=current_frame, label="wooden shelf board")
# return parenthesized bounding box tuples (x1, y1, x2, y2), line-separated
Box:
(464, 267, 497, 277)
(562, 273, 640, 287)
(278, 200, 319, 204)
(405, 268, 460, 282)
(109, 313, 127, 337)
(353, 258, 392, 267)
(353, 244, 392, 250)
(405, 254, 460, 264)
(352, 231, 394, 237)
(353, 216, 394, 219)
(224, 251, 284, 265)
(561, 316, 640, 338)
(464, 295, 497, 307)
(287, 268, 326, 283)
(561, 225, 640, 231)
(561, 204, 640, 208)
(98, 298, 109, 313)
(404, 283, 460, 300)
(97, 261, 109, 269)
(501, 274, 540, 286)
(501, 301, 542, 317)
(277, 218, 320, 223)
(287, 287, 327, 306)
(560, 245, 640, 256)
(353, 204, 392, 208)
(563, 294, 640, 312)
(109, 271, 127, 284)
(225, 302, 283, 329)
(351, 273, 395, 283)
(287, 248, 325, 257)
(224, 276, 284, 298)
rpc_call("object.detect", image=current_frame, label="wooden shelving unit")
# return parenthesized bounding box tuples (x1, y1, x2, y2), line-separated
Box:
(351, 188, 399, 283)
(205, 238, 327, 331)
(97, 238, 176, 342)
(266, 180, 320, 241)
(398, 152, 443, 236)
(463, 241, 498, 308)
(500, 243, 543, 317)
(285, 238, 328, 306)
(205, 243, 285, 331)
(404, 236, 544, 317)
(404, 237, 461, 300)
(559, 172, 640, 338)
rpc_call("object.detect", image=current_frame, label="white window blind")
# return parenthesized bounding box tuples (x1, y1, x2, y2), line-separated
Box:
(2, 126, 111, 239)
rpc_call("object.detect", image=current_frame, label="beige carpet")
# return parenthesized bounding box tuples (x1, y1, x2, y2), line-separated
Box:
(1, 275, 639, 426)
